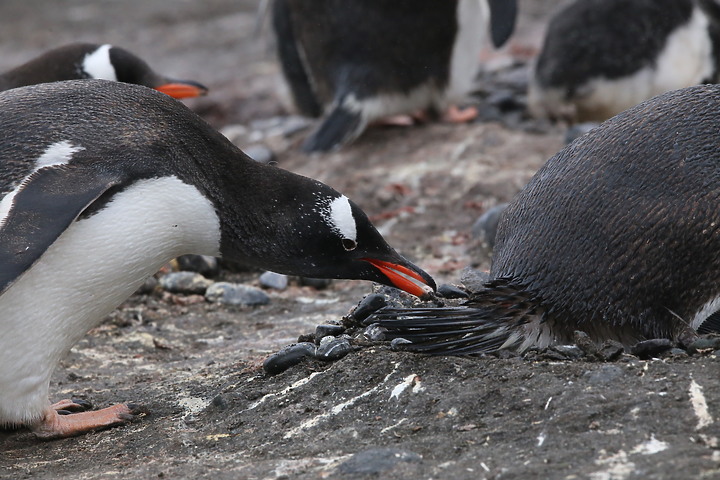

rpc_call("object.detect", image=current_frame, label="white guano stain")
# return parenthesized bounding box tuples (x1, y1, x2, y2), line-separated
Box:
(689, 379, 714, 430)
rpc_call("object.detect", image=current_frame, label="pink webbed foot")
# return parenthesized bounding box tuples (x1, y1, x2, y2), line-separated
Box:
(443, 104, 479, 123)
(32, 401, 147, 440)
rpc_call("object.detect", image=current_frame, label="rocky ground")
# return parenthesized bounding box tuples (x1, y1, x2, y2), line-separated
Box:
(2, 1, 720, 479)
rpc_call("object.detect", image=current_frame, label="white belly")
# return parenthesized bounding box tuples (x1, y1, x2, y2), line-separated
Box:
(0, 176, 220, 425)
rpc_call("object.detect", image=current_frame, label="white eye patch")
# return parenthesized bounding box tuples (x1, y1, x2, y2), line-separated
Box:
(82, 44, 117, 81)
(316, 194, 357, 242)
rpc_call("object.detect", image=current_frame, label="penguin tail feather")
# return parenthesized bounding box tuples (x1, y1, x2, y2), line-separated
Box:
(369, 281, 540, 355)
(302, 100, 365, 153)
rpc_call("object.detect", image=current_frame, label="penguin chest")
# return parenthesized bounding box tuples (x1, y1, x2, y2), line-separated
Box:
(447, 0, 491, 101)
(0, 176, 221, 413)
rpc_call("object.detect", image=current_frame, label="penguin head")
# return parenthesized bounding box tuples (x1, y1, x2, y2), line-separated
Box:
(217, 169, 436, 298)
(104, 45, 208, 99)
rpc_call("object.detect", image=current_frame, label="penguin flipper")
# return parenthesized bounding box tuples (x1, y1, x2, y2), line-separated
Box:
(302, 100, 365, 153)
(487, 0, 518, 48)
(0, 164, 123, 296)
(271, 0, 322, 118)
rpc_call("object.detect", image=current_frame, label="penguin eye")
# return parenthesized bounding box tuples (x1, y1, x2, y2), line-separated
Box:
(341, 238, 357, 251)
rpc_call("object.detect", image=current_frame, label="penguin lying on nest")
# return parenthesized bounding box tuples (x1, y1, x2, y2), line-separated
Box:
(528, 0, 720, 122)
(0, 42, 207, 99)
(271, 0, 517, 152)
(374, 84, 720, 354)
(0, 80, 435, 439)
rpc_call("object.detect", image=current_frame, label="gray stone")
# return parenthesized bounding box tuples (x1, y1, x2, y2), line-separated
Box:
(353, 294, 387, 323)
(471, 203, 508, 250)
(315, 338, 352, 361)
(338, 448, 422, 475)
(263, 343, 316, 375)
(159, 272, 213, 295)
(437, 283, 469, 299)
(205, 282, 270, 306)
(459, 267, 490, 293)
(259, 271, 288, 290)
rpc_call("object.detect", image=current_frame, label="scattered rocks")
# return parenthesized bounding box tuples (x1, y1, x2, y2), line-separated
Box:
(437, 283, 469, 299)
(337, 448, 422, 475)
(159, 272, 214, 295)
(259, 271, 288, 290)
(363, 324, 387, 342)
(205, 282, 270, 306)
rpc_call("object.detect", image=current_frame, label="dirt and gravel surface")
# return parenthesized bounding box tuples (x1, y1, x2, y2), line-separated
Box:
(2, 1, 720, 479)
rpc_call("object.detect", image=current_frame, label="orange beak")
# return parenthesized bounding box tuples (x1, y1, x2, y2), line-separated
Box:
(362, 258, 435, 298)
(155, 81, 208, 99)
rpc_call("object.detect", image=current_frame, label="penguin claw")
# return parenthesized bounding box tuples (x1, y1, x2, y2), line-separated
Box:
(32, 402, 148, 440)
(50, 397, 93, 413)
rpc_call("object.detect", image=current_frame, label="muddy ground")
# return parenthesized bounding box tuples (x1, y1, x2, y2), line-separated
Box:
(2, 1, 720, 479)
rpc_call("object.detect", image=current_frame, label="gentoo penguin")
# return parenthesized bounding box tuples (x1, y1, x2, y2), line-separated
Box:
(271, 0, 517, 152)
(0, 79, 435, 439)
(374, 84, 720, 354)
(0, 43, 207, 99)
(528, 0, 720, 122)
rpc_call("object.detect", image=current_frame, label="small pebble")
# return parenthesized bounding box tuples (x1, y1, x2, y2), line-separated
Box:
(437, 284, 469, 299)
(573, 331, 599, 356)
(135, 276, 158, 295)
(175, 255, 219, 277)
(337, 448, 422, 475)
(390, 338, 413, 350)
(299, 277, 333, 289)
(259, 271, 288, 290)
(687, 336, 720, 353)
(263, 343, 316, 375)
(630, 339, 673, 359)
(597, 340, 625, 361)
(205, 282, 270, 306)
(551, 345, 584, 359)
(353, 294, 387, 323)
(315, 324, 345, 341)
(159, 272, 213, 295)
(315, 338, 353, 361)
(243, 144, 276, 164)
(471, 203, 508, 250)
(363, 324, 387, 342)
(459, 267, 490, 293)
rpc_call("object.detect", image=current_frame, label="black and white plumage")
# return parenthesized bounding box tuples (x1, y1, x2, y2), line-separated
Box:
(375, 84, 720, 355)
(0, 42, 208, 98)
(0, 80, 435, 439)
(272, 0, 517, 152)
(528, 0, 720, 122)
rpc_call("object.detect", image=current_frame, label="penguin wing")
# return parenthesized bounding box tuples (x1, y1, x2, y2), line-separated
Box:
(271, 0, 322, 117)
(0, 164, 123, 296)
(487, 0, 517, 48)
